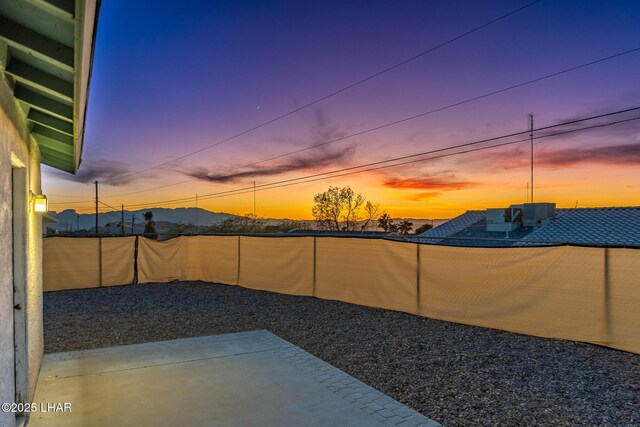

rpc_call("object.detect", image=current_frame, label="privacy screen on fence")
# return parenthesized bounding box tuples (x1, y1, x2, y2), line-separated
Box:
(43, 236, 640, 354)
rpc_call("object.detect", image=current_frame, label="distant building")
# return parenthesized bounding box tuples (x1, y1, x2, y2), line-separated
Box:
(416, 203, 640, 247)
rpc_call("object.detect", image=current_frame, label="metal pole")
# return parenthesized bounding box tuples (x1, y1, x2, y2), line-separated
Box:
(121, 204, 125, 235)
(236, 235, 241, 285)
(133, 236, 139, 285)
(253, 181, 256, 217)
(604, 246, 612, 342)
(313, 236, 317, 297)
(131, 214, 135, 234)
(94, 180, 99, 236)
(98, 236, 103, 287)
(529, 114, 534, 203)
(416, 243, 421, 314)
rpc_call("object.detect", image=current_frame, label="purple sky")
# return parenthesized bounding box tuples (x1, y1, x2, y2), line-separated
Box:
(44, 0, 640, 218)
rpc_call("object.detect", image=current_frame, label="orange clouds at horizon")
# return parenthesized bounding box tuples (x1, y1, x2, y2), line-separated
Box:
(56, 156, 639, 221)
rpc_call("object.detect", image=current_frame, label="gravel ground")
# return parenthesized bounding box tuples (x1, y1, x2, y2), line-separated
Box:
(44, 282, 640, 427)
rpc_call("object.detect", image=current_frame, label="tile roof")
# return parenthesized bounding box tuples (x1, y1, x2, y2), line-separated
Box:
(521, 207, 640, 246)
(417, 210, 485, 242)
(417, 207, 640, 247)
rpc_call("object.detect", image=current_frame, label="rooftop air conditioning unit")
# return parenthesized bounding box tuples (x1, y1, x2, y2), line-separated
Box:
(486, 206, 522, 232)
(522, 202, 556, 227)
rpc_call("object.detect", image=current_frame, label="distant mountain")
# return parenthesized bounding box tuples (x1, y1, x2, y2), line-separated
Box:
(47, 208, 240, 232)
(46, 207, 450, 234)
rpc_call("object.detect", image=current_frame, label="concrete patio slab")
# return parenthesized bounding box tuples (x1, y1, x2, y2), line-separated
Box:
(28, 330, 439, 426)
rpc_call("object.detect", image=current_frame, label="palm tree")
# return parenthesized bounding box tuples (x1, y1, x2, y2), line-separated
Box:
(397, 220, 413, 234)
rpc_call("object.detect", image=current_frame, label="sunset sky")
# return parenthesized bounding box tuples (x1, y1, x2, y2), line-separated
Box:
(43, 0, 640, 219)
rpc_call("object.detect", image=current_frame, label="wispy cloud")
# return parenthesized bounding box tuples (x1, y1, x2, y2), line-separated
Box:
(479, 143, 640, 169)
(538, 143, 640, 166)
(185, 146, 355, 183)
(405, 191, 444, 201)
(384, 175, 477, 191)
(383, 172, 478, 201)
(49, 159, 137, 185)
(185, 106, 357, 184)
(269, 106, 349, 147)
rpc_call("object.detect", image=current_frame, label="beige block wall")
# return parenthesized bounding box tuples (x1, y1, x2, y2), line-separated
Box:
(0, 73, 44, 427)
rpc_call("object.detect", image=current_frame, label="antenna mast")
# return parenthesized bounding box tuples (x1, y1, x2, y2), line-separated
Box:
(529, 114, 534, 203)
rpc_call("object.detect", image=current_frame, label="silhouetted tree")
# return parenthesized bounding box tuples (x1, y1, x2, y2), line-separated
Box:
(207, 214, 262, 233)
(312, 186, 380, 231)
(397, 220, 413, 234)
(414, 223, 433, 235)
(264, 220, 313, 233)
(377, 213, 398, 232)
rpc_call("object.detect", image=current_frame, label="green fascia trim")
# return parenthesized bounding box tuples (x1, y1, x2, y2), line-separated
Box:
(14, 85, 73, 121)
(0, 15, 74, 71)
(6, 59, 73, 101)
(27, 109, 73, 135)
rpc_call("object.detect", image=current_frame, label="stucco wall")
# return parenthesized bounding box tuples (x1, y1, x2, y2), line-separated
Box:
(27, 141, 43, 402)
(0, 72, 44, 427)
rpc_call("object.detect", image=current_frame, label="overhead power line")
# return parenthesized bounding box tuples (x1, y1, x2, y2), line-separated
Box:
(104, 47, 640, 199)
(47, 194, 94, 199)
(181, 116, 640, 203)
(123, 110, 639, 208)
(98, 201, 134, 220)
(49, 200, 94, 205)
(107, 0, 544, 183)
(209, 48, 640, 172)
(98, 200, 121, 212)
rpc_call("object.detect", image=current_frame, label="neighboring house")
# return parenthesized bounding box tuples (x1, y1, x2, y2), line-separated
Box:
(0, 2, 99, 426)
(417, 205, 640, 247)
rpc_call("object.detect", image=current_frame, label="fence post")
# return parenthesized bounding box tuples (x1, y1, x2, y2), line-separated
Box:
(604, 246, 612, 342)
(236, 235, 241, 285)
(133, 236, 139, 285)
(416, 243, 421, 315)
(313, 236, 317, 297)
(98, 236, 103, 287)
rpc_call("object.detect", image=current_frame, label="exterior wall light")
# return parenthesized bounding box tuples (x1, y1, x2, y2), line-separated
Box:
(31, 192, 48, 213)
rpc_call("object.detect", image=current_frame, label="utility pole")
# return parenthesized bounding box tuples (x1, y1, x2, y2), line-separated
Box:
(94, 180, 99, 236)
(195, 193, 198, 227)
(131, 214, 135, 234)
(529, 114, 534, 204)
(121, 204, 125, 235)
(76, 214, 80, 233)
(253, 180, 256, 217)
